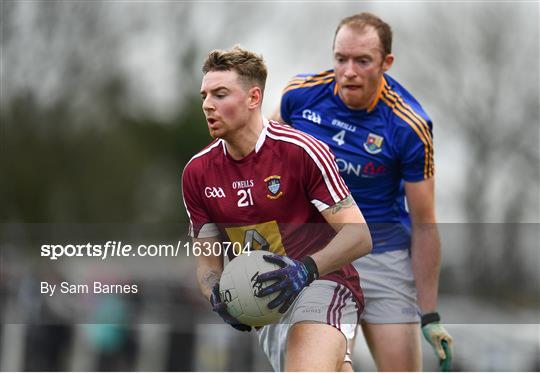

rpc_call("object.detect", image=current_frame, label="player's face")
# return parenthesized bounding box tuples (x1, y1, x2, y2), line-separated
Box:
(333, 25, 394, 110)
(200, 70, 251, 140)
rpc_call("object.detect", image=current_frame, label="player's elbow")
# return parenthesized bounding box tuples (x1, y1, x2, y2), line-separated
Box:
(359, 234, 372, 258)
(333, 212, 372, 260)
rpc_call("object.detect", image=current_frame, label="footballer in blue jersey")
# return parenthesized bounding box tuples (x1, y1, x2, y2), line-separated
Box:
(271, 12, 453, 372)
(281, 71, 433, 254)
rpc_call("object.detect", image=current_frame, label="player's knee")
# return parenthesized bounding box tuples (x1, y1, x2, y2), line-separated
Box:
(285, 322, 347, 371)
(363, 323, 422, 371)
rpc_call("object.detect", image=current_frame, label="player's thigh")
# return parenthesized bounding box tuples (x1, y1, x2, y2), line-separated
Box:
(361, 322, 422, 372)
(258, 280, 358, 371)
(285, 321, 346, 372)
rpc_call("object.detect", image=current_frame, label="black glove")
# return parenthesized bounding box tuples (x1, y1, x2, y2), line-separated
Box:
(209, 283, 251, 332)
(256, 254, 318, 313)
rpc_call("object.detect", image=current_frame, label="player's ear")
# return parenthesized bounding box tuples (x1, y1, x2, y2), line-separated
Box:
(382, 53, 394, 72)
(247, 86, 263, 109)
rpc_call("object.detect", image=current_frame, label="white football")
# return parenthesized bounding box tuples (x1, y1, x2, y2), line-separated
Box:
(219, 250, 283, 327)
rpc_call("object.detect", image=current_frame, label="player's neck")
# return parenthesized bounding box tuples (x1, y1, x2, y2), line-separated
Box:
(224, 113, 264, 160)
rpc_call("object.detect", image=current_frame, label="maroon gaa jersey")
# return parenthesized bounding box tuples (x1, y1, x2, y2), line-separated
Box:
(182, 120, 364, 309)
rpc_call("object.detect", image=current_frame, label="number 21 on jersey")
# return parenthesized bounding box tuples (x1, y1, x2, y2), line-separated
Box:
(237, 188, 254, 207)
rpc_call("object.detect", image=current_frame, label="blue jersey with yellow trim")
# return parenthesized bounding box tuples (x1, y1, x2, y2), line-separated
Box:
(281, 70, 434, 254)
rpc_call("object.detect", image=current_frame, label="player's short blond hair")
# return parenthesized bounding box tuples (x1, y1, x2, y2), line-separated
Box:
(334, 12, 393, 57)
(202, 45, 267, 93)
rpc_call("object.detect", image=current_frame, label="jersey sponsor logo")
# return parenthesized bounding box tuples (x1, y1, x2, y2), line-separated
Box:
(225, 220, 286, 255)
(331, 118, 356, 132)
(264, 175, 283, 200)
(336, 159, 387, 178)
(336, 158, 362, 177)
(204, 187, 226, 198)
(362, 162, 387, 177)
(232, 179, 254, 189)
(302, 109, 322, 124)
(363, 133, 384, 154)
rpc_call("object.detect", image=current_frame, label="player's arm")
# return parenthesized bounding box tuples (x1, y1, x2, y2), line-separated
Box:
(313, 195, 372, 276)
(256, 195, 371, 313)
(405, 177, 453, 366)
(182, 165, 249, 331)
(405, 177, 440, 313)
(194, 236, 223, 300)
(194, 235, 252, 332)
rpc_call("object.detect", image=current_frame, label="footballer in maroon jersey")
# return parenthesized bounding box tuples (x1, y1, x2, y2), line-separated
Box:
(183, 119, 366, 308)
(182, 46, 372, 371)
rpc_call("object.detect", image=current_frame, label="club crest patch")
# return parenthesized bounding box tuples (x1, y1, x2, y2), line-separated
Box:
(363, 133, 384, 154)
(264, 175, 283, 200)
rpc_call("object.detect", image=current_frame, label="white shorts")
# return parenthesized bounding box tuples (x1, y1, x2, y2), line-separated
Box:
(353, 249, 421, 324)
(257, 280, 358, 371)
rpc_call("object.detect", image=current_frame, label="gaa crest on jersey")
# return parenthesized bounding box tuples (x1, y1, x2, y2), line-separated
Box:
(264, 175, 283, 200)
(363, 133, 384, 154)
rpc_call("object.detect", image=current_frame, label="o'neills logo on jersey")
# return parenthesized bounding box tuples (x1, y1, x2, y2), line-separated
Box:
(232, 180, 254, 189)
(363, 133, 384, 154)
(204, 187, 225, 198)
(264, 175, 283, 200)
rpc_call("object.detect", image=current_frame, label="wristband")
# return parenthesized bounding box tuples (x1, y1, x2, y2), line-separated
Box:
(300, 256, 319, 283)
(421, 311, 441, 327)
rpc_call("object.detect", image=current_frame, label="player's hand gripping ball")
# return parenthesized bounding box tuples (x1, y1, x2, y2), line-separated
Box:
(255, 253, 319, 313)
(210, 283, 251, 332)
(219, 250, 283, 327)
